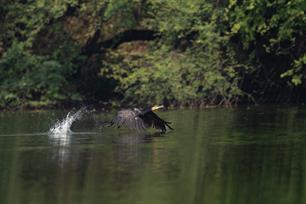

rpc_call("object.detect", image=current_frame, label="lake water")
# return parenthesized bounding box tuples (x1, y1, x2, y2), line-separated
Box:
(1, 106, 306, 204)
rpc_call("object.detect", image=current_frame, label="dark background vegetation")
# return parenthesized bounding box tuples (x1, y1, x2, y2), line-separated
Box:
(0, 0, 305, 109)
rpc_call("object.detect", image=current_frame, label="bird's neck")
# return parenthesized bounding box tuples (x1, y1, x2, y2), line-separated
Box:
(141, 108, 152, 115)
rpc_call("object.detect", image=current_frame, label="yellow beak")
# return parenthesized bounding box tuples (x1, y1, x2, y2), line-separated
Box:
(151, 105, 164, 111)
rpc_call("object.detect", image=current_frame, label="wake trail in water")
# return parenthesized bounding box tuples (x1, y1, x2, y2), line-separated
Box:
(0, 133, 47, 137)
(0, 108, 98, 138)
(49, 107, 87, 138)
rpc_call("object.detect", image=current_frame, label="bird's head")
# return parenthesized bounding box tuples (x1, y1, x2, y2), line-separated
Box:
(151, 105, 164, 111)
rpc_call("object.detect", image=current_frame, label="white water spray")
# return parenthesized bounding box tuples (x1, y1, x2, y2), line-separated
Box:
(49, 108, 87, 138)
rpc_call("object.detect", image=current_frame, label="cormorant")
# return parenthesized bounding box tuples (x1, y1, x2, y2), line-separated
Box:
(106, 105, 173, 133)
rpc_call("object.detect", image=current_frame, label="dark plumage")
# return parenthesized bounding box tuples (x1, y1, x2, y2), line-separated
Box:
(106, 105, 173, 133)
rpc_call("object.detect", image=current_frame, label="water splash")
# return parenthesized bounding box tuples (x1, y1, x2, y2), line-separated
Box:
(49, 108, 87, 139)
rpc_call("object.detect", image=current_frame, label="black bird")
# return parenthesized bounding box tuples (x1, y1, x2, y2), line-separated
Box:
(106, 105, 173, 133)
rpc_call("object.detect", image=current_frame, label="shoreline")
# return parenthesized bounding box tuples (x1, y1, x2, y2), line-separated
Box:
(1, 103, 305, 112)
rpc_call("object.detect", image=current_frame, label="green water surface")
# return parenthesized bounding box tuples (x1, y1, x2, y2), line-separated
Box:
(0, 106, 306, 204)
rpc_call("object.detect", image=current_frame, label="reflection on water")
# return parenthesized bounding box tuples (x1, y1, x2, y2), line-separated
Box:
(1, 106, 306, 204)
(50, 135, 71, 168)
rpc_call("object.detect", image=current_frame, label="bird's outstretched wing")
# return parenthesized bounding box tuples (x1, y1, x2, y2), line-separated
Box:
(141, 111, 173, 133)
(109, 110, 146, 130)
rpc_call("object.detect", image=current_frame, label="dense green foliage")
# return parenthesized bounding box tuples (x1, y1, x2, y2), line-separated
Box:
(226, 0, 306, 102)
(102, 1, 246, 106)
(0, 41, 83, 108)
(0, 0, 305, 109)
